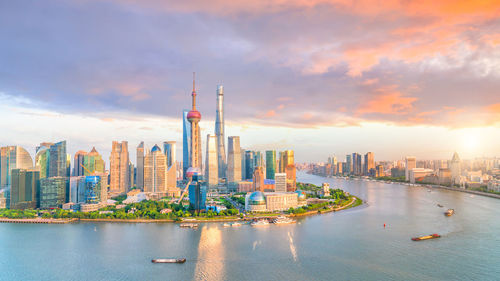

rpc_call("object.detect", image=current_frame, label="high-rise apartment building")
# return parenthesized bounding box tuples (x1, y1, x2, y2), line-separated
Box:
(205, 135, 218, 188)
(10, 168, 39, 209)
(364, 152, 375, 176)
(227, 136, 242, 189)
(109, 141, 130, 194)
(187, 73, 202, 171)
(265, 150, 276, 180)
(405, 156, 416, 181)
(0, 146, 33, 188)
(136, 142, 144, 189)
(215, 85, 226, 179)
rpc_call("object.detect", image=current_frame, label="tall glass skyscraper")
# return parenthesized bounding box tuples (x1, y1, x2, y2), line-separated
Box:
(0, 146, 33, 188)
(245, 151, 255, 180)
(227, 136, 241, 189)
(182, 109, 191, 179)
(265, 150, 276, 180)
(205, 134, 218, 188)
(49, 141, 69, 178)
(215, 85, 226, 179)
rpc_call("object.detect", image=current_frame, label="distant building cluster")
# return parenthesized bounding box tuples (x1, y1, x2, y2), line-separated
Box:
(307, 152, 500, 192)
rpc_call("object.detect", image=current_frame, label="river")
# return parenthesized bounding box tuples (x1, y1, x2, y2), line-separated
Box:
(1, 171, 499, 280)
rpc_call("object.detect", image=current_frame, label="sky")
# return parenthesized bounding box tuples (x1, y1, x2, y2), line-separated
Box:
(0, 0, 499, 163)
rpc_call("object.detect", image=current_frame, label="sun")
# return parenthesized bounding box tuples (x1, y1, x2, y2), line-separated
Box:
(462, 135, 480, 151)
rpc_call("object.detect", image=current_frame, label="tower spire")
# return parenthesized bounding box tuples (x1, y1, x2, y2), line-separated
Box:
(192, 72, 197, 110)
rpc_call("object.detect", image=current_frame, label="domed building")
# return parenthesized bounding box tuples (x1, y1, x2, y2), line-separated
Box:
(245, 191, 266, 212)
(295, 190, 307, 207)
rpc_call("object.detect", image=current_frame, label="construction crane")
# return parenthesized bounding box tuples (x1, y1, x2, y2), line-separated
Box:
(81, 164, 96, 176)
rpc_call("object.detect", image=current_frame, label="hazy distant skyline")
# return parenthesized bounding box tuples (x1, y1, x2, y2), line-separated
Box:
(0, 1, 499, 162)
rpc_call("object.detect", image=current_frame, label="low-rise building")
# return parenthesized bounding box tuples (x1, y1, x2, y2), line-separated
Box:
(245, 191, 299, 212)
(80, 203, 101, 212)
(409, 168, 434, 184)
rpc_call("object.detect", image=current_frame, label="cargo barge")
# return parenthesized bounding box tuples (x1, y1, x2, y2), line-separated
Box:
(152, 258, 186, 264)
(411, 234, 440, 241)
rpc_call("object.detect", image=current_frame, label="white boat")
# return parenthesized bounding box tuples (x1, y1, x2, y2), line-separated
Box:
(273, 216, 296, 225)
(231, 222, 243, 227)
(223, 223, 231, 227)
(179, 223, 199, 228)
(251, 219, 270, 226)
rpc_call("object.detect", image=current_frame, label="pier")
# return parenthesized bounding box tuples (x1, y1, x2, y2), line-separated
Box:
(0, 218, 78, 224)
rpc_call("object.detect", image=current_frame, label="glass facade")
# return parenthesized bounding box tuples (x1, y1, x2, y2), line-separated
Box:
(266, 150, 276, 180)
(84, 176, 103, 204)
(49, 141, 68, 178)
(245, 151, 254, 180)
(40, 177, 68, 209)
(10, 169, 40, 209)
(182, 109, 191, 179)
(188, 175, 206, 210)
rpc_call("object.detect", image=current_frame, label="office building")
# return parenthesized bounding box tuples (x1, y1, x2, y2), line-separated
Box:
(109, 141, 130, 194)
(352, 153, 362, 176)
(265, 150, 276, 180)
(450, 152, 461, 185)
(227, 136, 242, 188)
(0, 146, 33, 188)
(40, 177, 68, 209)
(49, 141, 69, 178)
(163, 141, 178, 194)
(285, 164, 297, 191)
(70, 176, 86, 203)
(136, 142, 145, 189)
(144, 145, 167, 193)
(188, 173, 206, 210)
(215, 85, 226, 179)
(241, 149, 246, 180)
(10, 169, 39, 209)
(182, 109, 191, 179)
(364, 152, 375, 176)
(405, 156, 416, 181)
(73, 151, 87, 176)
(345, 154, 352, 174)
(245, 191, 299, 212)
(245, 151, 255, 180)
(253, 166, 265, 192)
(279, 150, 294, 173)
(84, 175, 107, 204)
(84, 147, 105, 175)
(205, 135, 218, 188)
(275, 173, 287, 193)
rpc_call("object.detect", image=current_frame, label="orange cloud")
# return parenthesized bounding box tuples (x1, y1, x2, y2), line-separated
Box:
(357, 88, 418, 115)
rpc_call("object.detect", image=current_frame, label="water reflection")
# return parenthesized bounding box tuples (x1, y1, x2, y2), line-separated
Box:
(194, 224, 225, 280)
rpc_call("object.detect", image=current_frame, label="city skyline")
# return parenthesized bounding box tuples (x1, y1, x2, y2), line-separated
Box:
(0, 1, 499, 162)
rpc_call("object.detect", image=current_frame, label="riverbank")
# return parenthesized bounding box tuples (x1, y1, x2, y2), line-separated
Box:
(316, 173, 500, 200)
(290, 196, 359, 217)
(0, 218, 78, 224)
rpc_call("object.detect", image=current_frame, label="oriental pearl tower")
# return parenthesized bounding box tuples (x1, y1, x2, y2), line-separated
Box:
(186, 72, 202, 178)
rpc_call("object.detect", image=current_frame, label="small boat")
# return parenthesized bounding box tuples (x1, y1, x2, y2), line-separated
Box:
(223, 223, 231, 227)
(272, 216, 296, 225)
(250, 219, 269, 226)
(180, 223, 199, 228)
(437, 204, 443, 208)
(444, 209, 454, 216)
(411, 234, 441, 241)
(152, 258, 186, 264)
(231, 222, 243, 227)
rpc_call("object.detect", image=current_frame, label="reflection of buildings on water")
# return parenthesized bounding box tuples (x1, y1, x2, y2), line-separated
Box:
(194, 225, 225, 280)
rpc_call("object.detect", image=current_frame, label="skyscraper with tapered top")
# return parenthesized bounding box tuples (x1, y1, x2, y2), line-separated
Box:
(137, 142, 144, 190)
(215, 85, 226, 180)
(187, 73, 202, 171)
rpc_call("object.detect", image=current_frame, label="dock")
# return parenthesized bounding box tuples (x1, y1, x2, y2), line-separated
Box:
(0, 218, 78, 224)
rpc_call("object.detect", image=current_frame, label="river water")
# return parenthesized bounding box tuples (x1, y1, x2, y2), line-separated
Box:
(1, 171, 499, 280)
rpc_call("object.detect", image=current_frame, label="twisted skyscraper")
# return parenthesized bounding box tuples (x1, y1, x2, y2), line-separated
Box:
(215, 85, 226, 179)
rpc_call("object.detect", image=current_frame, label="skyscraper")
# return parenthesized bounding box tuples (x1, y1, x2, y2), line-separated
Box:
(285, 164, 297, 191)
(182, 109, 191, 179)
(405, 156, 416, 181)
(0, 146, 33, 188)
(73, 150, 87, 176)
(205, 135, 218, 188)
(49, 141, 69, 178)
(136, 142, 144, 190)
(35, 143, 53, 179)
(352, 153, 362, 176)
(84, 147, 105, 176)
(109, 141, 130, 194)
(241, 149, 246, 180)
(163, 141, 178, 195)
(144, 145, 167, 194)
(10, 168, 39, 209)
(40, 177, 67, 209)
(215, 85, 226, 180)
(275, 173, 287, 192)
(345, 154, 352, 174)
(253, 166, 265, 192)
(245, 151, 255, 180)
(187, 73, 202, 171)
(279, 150, 294, 173)
(227, 136, 242, 189)
(450, 152, 461, 185)
(188, 174, 206, 210)
(266, 150, 276, 180)
(364, 152, 375, 176)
